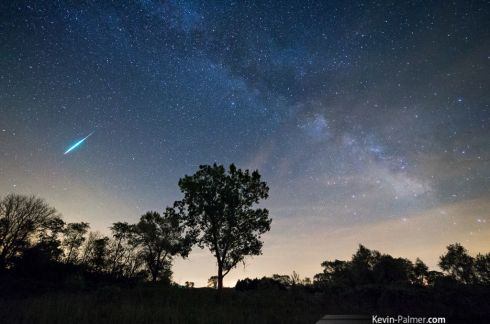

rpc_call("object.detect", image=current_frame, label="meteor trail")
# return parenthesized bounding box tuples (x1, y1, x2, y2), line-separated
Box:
(64, 132, 94, 155)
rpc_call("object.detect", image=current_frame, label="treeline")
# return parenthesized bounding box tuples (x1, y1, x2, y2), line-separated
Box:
(1, 164, 489, 297)
(236, 244, 490, 292)
(0, 193, 190, 284)
(315, 243, 490, 287)
(0, 164, 271, 294)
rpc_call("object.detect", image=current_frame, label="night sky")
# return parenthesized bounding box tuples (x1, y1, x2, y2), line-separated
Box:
(1, 1, 489, 286)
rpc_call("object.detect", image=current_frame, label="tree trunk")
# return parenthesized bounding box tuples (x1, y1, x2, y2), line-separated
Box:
(151, 261, 158, 283)
(66, 244, 74, 263)
(110, 239, 122, 275)
(218, 263, 224, 289)
(217, 263, 224, 302)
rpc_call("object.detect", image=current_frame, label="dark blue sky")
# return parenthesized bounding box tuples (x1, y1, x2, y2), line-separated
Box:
(1, 0, 489, 285)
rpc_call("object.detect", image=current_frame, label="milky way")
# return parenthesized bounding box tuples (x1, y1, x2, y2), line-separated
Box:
(0, 1, 489, 286)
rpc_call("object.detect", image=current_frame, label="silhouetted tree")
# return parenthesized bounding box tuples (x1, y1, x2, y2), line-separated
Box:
(62, 222, 90, 264)
(439, 243, 475, 284)
(314, 259, 350, 287)
(413, 258, 429, 285)
(235, 276, 288, 291)
(134, 210, 192, 283)
(91, 236, 110, 272)
(372, 255, 413, 284)
(39, 216, 65, 239)
(177, 164, 271, 295)
(268, 273, 311, 287)
(272, 274, 292, 286)
(350, 245, 381, 285)
(290, 271, 301, 286)
(235, 278, 254, 290)
(0, 194, 60, 268)
(80, 231, 97, 265)
(314, 246, 433, 288)
(474, 253, 490, 285)
(109, 222, 134, 276)
(29, 216, 66, 263)
(81, 232, 110, 272)
(427, 270, 444, 286)
(208, 275, 218, 289)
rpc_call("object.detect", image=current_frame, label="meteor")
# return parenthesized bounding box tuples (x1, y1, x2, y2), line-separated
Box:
(64, 132, 94, 155)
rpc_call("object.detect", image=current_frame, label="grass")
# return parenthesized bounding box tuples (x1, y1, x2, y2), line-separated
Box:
(0, 285, 328, 324)
(2, 282, 490, 323)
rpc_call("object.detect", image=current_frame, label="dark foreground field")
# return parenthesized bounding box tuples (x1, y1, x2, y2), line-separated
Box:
(0, 285, 326, 324)
(1, 282, 490, 324)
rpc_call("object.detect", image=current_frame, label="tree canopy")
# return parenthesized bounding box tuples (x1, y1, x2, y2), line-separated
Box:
(134, 210, 193, 282)
(0, 194, 60, 268)
(177, 163, 271, 292)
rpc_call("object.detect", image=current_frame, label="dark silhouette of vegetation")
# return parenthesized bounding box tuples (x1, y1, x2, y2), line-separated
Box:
(133, 210, 192, 283)
(108, 221, 141, 279)
(176, 164, 271, 295)
(235, 271, 311, 291)
(236, 276, 288, 291)
(62, 222, 90, 264)
(0, 196, 192, 285)
(312, 244, 490, 289)
(475, 253, 490, 284)
(0, 194, 60, 268)
(235, 245, 490, 322)
(413, 258, 429, 285)
(1, 163, 490, 323)
(208, 275, 218, 289)
(0, 164, 272, 292)
(439, 243, 475, 284)
(81, 232, 110, 272)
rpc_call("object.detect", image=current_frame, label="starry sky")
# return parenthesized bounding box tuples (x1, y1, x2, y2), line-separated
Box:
(1, 1, 489, 287)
